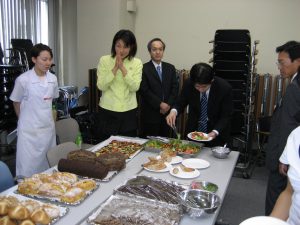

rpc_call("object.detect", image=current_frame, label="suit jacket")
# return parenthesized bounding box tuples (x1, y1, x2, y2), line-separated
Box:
(175, 76, 233, 145)
(139, 61, 178, 123)
(266, 74, 300, 171)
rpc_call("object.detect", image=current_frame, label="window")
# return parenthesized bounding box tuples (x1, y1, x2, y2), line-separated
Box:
(0, 0, 49, 63)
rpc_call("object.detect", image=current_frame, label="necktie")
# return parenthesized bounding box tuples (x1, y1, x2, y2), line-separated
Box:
(156, 65, 162, 81)
(198, 93, 208, 132)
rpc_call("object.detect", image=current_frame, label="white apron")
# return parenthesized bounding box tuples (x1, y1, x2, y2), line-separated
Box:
(16, 72, 56, 177)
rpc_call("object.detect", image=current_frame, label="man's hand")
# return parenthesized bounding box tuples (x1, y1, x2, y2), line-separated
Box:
(166, 110, 177, 127)
(160, 102, 170, 115)
(279, 162, 288, 176)
(207, 131, 217, 140)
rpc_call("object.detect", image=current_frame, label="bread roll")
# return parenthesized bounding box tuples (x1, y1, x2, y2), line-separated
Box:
(58, 159, 109, 180)
(0, 216, 17, 225)
(42, 204, 60, 219)
(0, 201, 9, 215)
(31, 208, 51, 225)
(19, 219, 35, 225)
(21, 200, 41, 213)
(8, 205, 30, 220)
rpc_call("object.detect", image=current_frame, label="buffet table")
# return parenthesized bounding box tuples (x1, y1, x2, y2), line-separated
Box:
(1, 137, 239, 225)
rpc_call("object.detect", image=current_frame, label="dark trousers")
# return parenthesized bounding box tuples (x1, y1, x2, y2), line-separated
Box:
(141, 116, 172, 138)
(93, 107, 138, 141)
(265, 170, 287, 215)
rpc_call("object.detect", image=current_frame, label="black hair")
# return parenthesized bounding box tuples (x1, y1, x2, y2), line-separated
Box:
(31, 43, 53, 58)
(276, 41, 300, 62)
(147, 38, 166, 52)
(111, 29, 137, 60)
(190, 63, 213, 85)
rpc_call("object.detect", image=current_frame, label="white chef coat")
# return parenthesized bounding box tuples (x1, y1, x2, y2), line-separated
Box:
(10, 69, 59, 177)
(280, 126, 300, 225)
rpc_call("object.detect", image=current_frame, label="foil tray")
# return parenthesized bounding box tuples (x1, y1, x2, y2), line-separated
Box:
(15, 183, 99, 206)
(87, 192, 182, 225)
(0, 193, 69, 224)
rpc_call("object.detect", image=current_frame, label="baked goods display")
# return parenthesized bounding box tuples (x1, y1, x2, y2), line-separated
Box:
(94, 140, 143, 158)
(58, 159, 109, 180)
(96, 152, 126, 171)
(0, 195, 65, 225)
(17, 172, 97, 204)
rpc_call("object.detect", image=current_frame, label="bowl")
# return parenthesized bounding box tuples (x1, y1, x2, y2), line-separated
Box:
(211, 146, 231, 159)
(178, 189, 221, 217)
(190, 180, 218, 193)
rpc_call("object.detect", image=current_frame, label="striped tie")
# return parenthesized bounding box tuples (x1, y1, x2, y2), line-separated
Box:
(198, 93, 208, 132)
(156, 65, 162, 81)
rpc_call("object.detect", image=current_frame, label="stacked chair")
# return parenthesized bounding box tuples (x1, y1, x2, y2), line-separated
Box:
(209, 29, 259, 178)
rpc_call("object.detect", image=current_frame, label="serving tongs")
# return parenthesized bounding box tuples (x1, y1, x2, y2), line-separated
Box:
(146, 136, 170, 143)
(172, 125, 181, 140)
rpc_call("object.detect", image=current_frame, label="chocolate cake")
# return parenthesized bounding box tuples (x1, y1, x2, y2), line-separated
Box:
(96, 152, 126, 171)
(58, 159, 109, 180)
(67, 150, 96, 162)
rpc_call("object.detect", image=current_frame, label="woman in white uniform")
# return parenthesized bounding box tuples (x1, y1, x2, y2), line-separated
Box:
(271, 126, 300, 225)
(10, 43, 59, 177)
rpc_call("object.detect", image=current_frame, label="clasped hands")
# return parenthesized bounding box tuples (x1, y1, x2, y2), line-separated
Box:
(112, 53, 127, 76)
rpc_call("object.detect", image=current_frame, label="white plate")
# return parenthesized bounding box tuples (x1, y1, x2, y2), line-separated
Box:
(182, 158, 210, 169)
(239, 216, 289, 225)
(187, 132, 213, 142)
(156, 155, 183, 164)
(143, 163, 172, 173)
(169, 166, 200, 179)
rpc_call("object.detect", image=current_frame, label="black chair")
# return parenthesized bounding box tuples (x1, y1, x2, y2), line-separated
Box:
(11, 38, 34, 69)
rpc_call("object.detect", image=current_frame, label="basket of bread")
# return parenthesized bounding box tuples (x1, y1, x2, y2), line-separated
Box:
(16, 172, 97, 205)
(0, 195, 68, 225)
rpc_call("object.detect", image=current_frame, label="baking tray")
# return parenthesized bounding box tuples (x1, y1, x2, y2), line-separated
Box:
(144, 138, 204, 158)
(0, 193, 69, 224)
(114, 175, 188, 205)
(15, 182, 99, 206)
(87, 192, 182, 225)
(89, 136, 147, 162)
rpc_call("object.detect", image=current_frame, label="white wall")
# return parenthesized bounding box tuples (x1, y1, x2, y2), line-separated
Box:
(134, 0, 300, 74)
(66, 0, 300, 88)
(76, 0, 135, 89)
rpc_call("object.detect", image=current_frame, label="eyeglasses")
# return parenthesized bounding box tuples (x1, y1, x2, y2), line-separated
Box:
(276, 61, 291, 68)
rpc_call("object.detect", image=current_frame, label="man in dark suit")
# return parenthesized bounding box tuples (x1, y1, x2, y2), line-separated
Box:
(166, 62, 233, 146)
(139, 38, 178, 137)
(265, 41, 300, 215)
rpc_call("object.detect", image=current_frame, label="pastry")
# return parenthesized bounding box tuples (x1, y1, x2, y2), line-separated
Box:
(8, 205, 30, 220)
(21, 200, 41, 213)
(38, 183, 66, 197)
(0, 201, 9, 215)
(19, 219, 35, 225)
(42, 204, 60, 219)
(143, 157, 166, 171)
(0, 216, 17, 225)
(180, 164, 195, 172)
(31, 208, 51, 225)
(58, 159, 109, 180)
(67, 149, 96, 162)
(73, 179, 96, 191)
(17, 179, 42, 195)
(0, 196, 19, 208)
(60, 187, 86, 203)
(51, 172, 78, 184)
(96, 152, 126, 171)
